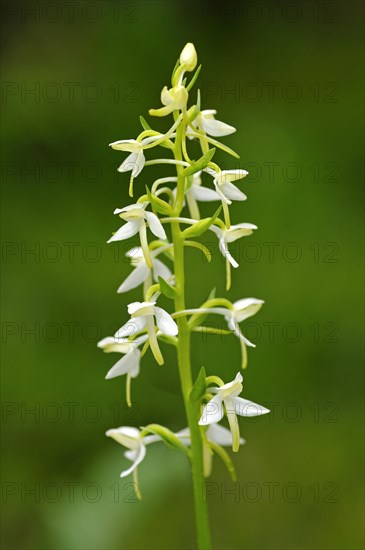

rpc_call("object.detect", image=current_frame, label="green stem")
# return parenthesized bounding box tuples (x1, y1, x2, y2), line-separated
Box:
(172, 119, 212, 550)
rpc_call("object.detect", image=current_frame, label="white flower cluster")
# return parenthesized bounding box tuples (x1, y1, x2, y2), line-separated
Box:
(99, 43, 269, 492)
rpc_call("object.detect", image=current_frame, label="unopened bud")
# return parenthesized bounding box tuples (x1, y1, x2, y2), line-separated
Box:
(180, 43, 197, 72)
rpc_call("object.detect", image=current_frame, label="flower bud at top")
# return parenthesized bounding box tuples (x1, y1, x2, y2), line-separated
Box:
(179, 43, 197, 72)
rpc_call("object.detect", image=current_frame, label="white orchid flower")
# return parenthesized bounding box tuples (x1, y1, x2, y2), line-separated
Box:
(206, 168, 249, 205)
(117, 246, 173, 295)
(109, 116, 182, 195)
(97, 334, 148, 406)
(176, 297, 264, 368)
(199, 372, 270, 452)
(115, 300, 178, 365)
(109, 139, 146, 178)
(149, 85, 188, 117)
(107, 202, 166, 269)
(210, 222, 258, 290)
(106, 426, 160, 497)
(189, 109, 236, 138)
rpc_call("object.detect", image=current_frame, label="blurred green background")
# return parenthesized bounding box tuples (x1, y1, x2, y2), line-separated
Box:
(1, 1, 364, 549)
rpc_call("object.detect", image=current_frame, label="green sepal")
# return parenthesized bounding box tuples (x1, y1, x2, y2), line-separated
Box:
(158, 276, 176, 299)
(182, 148, 216, 178)
(139, 115, 152, 131)
(143, 424, 190, 457)
(189, 367, 207, 403)
(181, 206, 222, 239)
(146, 186, 173, 215)
(186, 64, 202, 92)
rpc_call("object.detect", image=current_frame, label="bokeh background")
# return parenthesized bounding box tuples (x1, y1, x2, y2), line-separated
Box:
(1, 1, 364, 549)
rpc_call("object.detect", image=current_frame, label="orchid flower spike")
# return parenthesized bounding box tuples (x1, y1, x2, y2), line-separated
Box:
(106, 426, 160, 498)
(117, 246, 173, 296)
(199, 372, 270, 452)
(210, 223, 258, 290)
(98, 334, 148, 407)
(206, 167, 249, 205)
(114, 300, 178, 365)
(107, 202, 166, 269)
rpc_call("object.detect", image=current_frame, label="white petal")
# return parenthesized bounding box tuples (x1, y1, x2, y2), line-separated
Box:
(199, 394, 224, 425)
(152, 258, 172, 282)
(206, 423, 245, 446)
(120, 443, 146, 478)
(225, 224, 257, 243)
(98, 337, 133, 354)
(174, 428, 191, 446)
(145, 211, 167, 240)
(117, 152, 138, 173)
(234, 325, 256, 348)
(132, 150, 145, 178)
(201, 109, 217, 116)
(161, 86, 173, 105)
(221, 182, 247, 201)
(201, 117, 236, 137)
(117, 264, 149, 293)
(106, 426, 141, 448)
(219, 169, 249, 183)
(233, 298, 264, 322)
(232, 396, 270, 417)
(107, 221, 139, 243)
(114, 316, 147, 339)
(105, 349, 141, 379)
(109, 139, 140, 152)
(191, 184, 221, 202)
(218, 238, 239, 268)
(128, 301, 155, 315)
(154, 306, 178, 336)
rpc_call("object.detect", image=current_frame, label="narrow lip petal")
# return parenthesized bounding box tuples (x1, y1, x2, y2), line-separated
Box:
(154, 306, 178, 336)
(199, 394, 224, 425)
